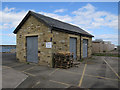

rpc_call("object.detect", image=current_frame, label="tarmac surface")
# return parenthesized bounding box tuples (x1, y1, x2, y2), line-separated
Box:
(2, 53, 120, 89)
(2, 66, 27, 88)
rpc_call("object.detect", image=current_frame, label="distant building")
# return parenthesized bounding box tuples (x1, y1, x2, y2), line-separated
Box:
(94, 39, 103, 42)
(92, 41, 104, 53)
(0, 45, 16, 53)
(103, 42, 115, 52)
(92, 40, 115, 53)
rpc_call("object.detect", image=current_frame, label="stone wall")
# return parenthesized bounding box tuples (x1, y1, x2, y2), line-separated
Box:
(92, 42, 103, 53)
(16, 15, 52, 66)
(52, 30, 69, 53)
(52, 30, 92, 60)
(52, 31, 81, 60)
(92, 41, 115, 53)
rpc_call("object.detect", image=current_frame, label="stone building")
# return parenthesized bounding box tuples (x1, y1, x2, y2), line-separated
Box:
(13, 11, 93, 67)
(103, 41, 115, 52)
(92, 41, 104, 53)
(92, 40, 115, 54)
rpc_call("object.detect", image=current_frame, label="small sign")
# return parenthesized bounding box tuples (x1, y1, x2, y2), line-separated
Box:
(46, 42, 52, 48)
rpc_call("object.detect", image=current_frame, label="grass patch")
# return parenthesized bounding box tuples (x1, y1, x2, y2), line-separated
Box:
(92, 53, 120, 57)
(26, 62, 30, 64)
(78, 59, 84, 62)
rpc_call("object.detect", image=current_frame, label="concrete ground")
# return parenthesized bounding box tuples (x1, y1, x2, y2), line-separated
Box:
(2, 53, 120, 89)
(2, 67, 27, 88)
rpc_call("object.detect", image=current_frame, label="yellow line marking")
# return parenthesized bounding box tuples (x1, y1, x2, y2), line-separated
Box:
(2, 66, 10, 68)
(22, 71, 36, 77)
(61, 69, 119, 81)
(78, 63, 87, 87)
(49, 80, 70, 86)
(10, 63, 24, 68)
(49, 68, 59, 76)
(3, 63, 25, 69)
(3, 65, 36, 77)
(2, 63, 24, 69)
(22, 66, 35, 72)
(103, 58, 120, 79)
(61, 70, 80, 75)
(32, 81, 40, 88)
(85, 74, 119, 81)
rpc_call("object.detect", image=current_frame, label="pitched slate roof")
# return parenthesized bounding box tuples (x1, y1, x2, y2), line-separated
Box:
(13, 11, 93, 37)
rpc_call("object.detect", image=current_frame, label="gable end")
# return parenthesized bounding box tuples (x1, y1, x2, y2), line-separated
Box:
(13, 11, 52, 34)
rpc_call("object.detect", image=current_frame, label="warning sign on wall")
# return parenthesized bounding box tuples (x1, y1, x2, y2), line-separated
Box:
(46, 42, 52, 48)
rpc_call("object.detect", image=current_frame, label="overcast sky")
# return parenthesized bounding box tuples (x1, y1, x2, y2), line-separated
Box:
(1, 2, 118, 45)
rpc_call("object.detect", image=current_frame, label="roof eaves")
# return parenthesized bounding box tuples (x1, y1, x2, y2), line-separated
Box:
(52, 27, 94, 37)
